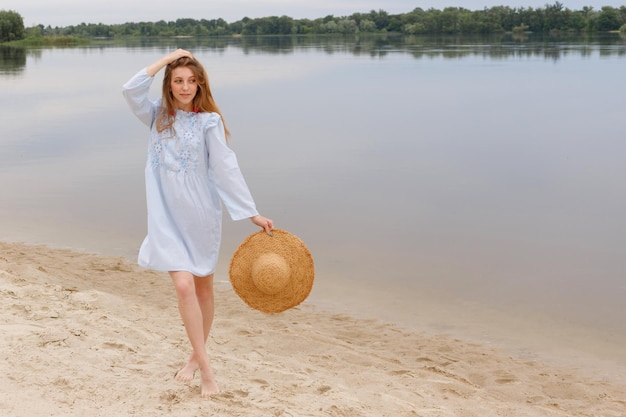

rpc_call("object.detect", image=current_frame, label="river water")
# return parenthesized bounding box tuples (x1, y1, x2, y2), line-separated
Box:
(1, 34, 625, 374)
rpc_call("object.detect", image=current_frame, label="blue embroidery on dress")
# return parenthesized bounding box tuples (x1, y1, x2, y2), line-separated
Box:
(148, 112, 201, 173)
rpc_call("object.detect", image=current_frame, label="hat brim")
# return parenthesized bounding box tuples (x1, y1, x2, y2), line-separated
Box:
(229, 229, 314, 314)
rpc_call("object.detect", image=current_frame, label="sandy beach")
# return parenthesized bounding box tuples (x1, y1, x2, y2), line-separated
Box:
(1, 241, 625, 417)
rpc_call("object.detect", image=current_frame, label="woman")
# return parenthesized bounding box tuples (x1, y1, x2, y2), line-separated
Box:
(122, 49, 273, 397)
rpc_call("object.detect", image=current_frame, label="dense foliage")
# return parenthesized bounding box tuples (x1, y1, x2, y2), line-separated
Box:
(0, 10, 25, 42)
(6, 2, 626, 42)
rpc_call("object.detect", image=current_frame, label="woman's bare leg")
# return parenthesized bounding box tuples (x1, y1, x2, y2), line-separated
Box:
(175, 274, 215, 382)
(169, 271, 219, 397)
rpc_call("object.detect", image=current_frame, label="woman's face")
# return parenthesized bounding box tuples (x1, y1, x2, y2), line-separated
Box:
(170, 66, 198, 111)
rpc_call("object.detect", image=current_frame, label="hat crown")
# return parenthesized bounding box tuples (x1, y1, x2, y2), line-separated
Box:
(230, 229, 314, 313)
(251, 253, 290, 295)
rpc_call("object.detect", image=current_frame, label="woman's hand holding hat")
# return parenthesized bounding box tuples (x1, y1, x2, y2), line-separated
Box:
(250, 214, 274, 235)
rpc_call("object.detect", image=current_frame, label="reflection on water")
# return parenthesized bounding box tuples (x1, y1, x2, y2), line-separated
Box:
(1, 35, 625, 368)
(2, 33, 624, 75)
(0, 46, 27, 75)
(121, 32, 626, 58)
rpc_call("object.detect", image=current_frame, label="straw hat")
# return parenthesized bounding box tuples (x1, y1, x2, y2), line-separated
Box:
(229, 229, 314, 314)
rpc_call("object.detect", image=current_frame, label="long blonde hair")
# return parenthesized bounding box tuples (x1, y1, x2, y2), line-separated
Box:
(156, 56, 229, 137)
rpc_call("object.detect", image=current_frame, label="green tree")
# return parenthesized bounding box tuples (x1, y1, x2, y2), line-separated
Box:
(439, 7, 459, 33)
(568, 11, 587, 31)
(544, 1, 566, 31)
(0, 9, 25, 42)
(277, 15, 295, 34)
(336, 18, 357, 34)
(458, 10, 480, 33)
(421, 8, 442, 33)
(597, 6, 623, 31)
(321, 20, 338, 33)
(359, 19, 376, 32)
(368, 9, 390, 30)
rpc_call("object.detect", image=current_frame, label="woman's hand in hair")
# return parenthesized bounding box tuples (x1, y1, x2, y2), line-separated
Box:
(147, 49, 194, 77)
(166, 49, 193, 63)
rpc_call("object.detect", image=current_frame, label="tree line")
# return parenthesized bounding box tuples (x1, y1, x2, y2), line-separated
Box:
(2, 3, 626, 43)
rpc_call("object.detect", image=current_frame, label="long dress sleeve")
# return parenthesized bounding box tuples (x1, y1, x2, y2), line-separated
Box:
(122, 68, 157, 127)
(205, 115, 259, 221)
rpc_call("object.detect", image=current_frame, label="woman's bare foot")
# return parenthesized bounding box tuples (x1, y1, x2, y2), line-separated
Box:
(199, 365, 220, 397)
(174, 359, 198, 383)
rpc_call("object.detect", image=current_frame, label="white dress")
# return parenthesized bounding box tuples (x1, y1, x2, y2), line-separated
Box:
(122, 68, 258, 276)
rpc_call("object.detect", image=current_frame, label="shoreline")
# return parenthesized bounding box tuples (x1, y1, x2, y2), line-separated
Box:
(3, 234, 626, 380)
(305, 270, 626, 386)
(1, 240, 626, 416)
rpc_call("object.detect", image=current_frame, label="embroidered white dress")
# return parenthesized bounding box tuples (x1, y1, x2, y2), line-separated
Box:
(122, 68, 258, 276)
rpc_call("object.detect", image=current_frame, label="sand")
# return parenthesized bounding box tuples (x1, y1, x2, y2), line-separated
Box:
(1, 241, 625, 417)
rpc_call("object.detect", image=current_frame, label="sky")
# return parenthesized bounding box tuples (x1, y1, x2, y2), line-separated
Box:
(2, 0, 624, 27)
